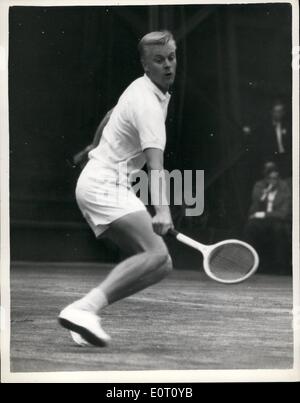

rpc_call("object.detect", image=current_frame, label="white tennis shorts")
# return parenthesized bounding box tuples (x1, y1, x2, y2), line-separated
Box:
(75, 159, 146, 237)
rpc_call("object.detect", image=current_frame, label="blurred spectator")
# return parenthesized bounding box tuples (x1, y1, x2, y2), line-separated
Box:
(243, 162, 292, 274)
(258, 100, 292, 178)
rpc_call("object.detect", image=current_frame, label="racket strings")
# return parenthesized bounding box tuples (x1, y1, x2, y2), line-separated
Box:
(209, 244, 255, 280)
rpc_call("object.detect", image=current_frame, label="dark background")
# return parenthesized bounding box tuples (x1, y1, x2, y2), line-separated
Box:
(9, 4, 292, 264)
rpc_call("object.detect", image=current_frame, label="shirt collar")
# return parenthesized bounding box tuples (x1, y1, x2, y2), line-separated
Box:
(143, 74, 171, 102)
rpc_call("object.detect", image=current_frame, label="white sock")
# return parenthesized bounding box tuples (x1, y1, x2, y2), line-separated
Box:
(70, 288, 108, 314)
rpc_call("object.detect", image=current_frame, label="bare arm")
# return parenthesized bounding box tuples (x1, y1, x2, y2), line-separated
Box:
(91, 108, 113, 148)
(144, 148, 174, 236)
(73, 108, 114, 168)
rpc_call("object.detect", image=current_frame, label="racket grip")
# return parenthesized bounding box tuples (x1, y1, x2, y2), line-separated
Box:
(167, 228, 179, 238)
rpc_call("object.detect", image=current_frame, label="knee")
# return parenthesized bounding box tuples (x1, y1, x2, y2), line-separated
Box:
(163, 254, 173, 275)
(150, 250, 173, 275)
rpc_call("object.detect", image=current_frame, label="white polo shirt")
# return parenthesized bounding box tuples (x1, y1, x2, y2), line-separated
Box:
(88, 74, 171, 181)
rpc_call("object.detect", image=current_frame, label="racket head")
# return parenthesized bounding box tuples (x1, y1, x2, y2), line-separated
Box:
(203, 239, 259, 284)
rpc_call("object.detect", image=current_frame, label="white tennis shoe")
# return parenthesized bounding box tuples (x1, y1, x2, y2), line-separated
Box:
(58, 306, 111, 347)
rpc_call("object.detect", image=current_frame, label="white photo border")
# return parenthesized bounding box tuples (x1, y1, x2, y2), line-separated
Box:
(1, 0, 299, 383)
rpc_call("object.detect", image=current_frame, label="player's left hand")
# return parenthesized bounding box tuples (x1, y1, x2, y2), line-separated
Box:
(73, 144, 94, 168)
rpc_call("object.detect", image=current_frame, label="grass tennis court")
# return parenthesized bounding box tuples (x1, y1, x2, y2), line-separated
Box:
(10, 262, 293, 372)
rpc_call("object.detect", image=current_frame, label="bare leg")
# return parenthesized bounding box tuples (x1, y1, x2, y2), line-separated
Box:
(58, 210, 172, 346)
(98, 210, 172, 304)
(74, 210, 172, 311)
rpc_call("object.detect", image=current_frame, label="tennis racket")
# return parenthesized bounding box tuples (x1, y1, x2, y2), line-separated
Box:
(168, 229, 259, 284)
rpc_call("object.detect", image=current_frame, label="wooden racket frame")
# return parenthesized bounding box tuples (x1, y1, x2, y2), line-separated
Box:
(168, 229, 259, 284)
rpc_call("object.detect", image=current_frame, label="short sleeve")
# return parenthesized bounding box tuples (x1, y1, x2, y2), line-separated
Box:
(130, 93, 166, 151)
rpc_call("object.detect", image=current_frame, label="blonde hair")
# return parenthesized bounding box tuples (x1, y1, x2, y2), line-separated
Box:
(138, 30, 176, 60)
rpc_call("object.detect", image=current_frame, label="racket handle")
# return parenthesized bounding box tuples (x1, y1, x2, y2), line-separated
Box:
(167, 228, 179, 238)
(167, 228, 206, 252)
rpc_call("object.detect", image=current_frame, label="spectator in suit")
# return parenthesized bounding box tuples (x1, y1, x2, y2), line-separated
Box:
(243, 162, 292, 274)
(259, 100, 292, 178)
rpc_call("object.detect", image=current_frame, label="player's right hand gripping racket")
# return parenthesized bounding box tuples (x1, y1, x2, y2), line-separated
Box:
(168, 229, 259, 284)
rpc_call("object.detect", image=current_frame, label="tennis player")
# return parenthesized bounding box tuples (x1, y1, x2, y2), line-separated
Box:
(58, 31, 177, 346)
